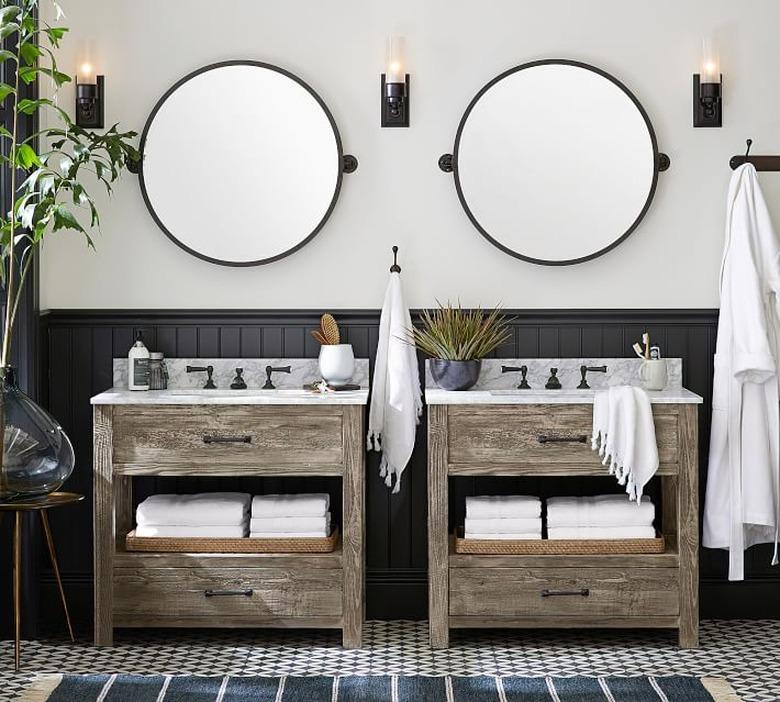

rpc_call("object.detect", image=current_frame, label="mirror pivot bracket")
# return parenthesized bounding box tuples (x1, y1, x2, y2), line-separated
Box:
(438, 153, 453, 172)
(343, 154, 358, 173)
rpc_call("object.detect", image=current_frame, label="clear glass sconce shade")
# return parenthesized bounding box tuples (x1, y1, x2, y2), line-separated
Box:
(0, 367, 75, 500)
(701, 38, 720, 84)
(386, 35, 407, 84)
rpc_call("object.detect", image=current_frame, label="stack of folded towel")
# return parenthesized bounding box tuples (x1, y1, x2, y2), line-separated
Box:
(135, 493, 250, 538)
(546, 494, 656, 539)
(250, 493, 331, 538)
(464, 495, 542, 540)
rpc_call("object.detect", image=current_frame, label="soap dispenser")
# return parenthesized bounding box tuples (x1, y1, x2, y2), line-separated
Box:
(128, 332, 150, 391)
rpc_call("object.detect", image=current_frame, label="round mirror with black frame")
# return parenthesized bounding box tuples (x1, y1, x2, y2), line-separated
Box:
(138, 60, 357, 267)
(439, 59, 670, 266)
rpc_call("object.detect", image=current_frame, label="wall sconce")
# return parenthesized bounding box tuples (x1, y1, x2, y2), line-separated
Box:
(75, 61, 104, 129)
(381, 36, 409, 128)
(693, 39, 722, 128)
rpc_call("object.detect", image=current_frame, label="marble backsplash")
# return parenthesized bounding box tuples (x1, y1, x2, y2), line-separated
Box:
(424, 358, 682, 391)
(113, 358, 370, 390)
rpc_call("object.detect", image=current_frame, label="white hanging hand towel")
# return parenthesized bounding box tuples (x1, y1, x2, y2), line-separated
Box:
(591, 385, 659, 503)
(367, 270, 423, 493)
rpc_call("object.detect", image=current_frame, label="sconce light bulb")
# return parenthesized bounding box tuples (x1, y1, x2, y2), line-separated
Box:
(80, 62, 94, 81)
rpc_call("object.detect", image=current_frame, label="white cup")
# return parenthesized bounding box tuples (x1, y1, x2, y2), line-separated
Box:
(640, 359, 667, 391)
(318, 344, 355, 386)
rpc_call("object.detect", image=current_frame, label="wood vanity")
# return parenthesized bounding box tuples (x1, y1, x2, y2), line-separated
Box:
(91, 388, 367, 648)
(427, 383, 702, 649)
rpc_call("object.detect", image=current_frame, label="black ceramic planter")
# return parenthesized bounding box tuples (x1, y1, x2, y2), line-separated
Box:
(429, 359, 482, 391)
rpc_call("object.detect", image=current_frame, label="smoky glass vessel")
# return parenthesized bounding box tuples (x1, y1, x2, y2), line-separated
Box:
(0, 367, 75, 500)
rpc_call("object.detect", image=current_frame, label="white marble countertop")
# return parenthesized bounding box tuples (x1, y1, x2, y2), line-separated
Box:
(91, 388, 369, 406)
(425, 387, 703, 405)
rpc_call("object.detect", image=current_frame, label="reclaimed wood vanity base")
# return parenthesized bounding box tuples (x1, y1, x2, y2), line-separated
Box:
(92, 398, 366, 649)
(427, 401, 700, 650)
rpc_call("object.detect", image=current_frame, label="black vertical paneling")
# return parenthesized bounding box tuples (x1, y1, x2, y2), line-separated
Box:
(37, 308, 778, 628)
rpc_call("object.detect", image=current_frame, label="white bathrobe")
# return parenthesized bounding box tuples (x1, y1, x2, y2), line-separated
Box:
(703, 164, 780, 581)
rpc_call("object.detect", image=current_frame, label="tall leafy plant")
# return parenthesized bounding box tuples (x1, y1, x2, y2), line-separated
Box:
(0, 0, 138, 366)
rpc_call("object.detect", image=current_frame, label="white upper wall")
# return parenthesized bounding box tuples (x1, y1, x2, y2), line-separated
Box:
(39, 0, 780, 309)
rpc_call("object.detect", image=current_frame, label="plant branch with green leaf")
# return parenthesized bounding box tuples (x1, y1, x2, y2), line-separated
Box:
(0, 0, 138, 367)
(407, 301, 511, 360)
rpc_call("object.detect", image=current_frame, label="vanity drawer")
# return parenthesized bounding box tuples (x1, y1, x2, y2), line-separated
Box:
(112, 405, 344, 473)
(446, 405, 679, 470)
(449, 566, 679, 618)
(113, 566, 343, 625)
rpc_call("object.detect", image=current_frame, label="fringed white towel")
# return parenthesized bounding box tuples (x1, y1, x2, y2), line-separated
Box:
(592, 386, 659, 503)
(367, 270, 423, 493)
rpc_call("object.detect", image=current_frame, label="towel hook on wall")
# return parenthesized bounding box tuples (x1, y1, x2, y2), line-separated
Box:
(390, 245, 402, 273)
(729, 138, 780, 171)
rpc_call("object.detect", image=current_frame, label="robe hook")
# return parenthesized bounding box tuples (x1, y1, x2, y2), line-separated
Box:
(745, 139, 753, 159)
(390, 245, 401, 273)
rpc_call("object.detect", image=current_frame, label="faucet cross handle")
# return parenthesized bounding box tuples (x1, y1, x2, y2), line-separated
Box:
(501, 364, 531, 390)
(263, 365, 292, 390)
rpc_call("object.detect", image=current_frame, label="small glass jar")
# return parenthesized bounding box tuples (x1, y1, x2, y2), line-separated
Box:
(148, 352, 168, 390)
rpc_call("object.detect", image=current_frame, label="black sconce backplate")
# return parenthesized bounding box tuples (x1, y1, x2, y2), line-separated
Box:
(693, 73, 722, 128)
(76, 74, 105, 129)
(381, 74, 410, 128)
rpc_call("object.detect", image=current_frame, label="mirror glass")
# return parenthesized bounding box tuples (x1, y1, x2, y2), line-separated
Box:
(454, 61, 659, 265)
(140, 62, 343, 266)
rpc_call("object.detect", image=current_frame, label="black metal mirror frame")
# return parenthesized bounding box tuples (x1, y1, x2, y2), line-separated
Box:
(138, 60, 357, 267)
(440, 59, 670, 266)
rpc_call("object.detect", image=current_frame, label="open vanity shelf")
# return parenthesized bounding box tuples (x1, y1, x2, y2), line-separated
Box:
(427, 387, 702, 649)
(91, 381, 367, 649)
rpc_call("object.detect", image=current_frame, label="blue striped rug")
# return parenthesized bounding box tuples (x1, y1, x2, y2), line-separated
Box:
(20, 674, 740, 702)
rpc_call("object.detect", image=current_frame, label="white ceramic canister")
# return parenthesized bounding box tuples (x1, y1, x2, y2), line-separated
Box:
(319, 344, 355, 386)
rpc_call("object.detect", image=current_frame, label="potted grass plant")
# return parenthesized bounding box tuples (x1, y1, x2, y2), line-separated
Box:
(0, 0, 138, 498)
(408, 302, 510, 391)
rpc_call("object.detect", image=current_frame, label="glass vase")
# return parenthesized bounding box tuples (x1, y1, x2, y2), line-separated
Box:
(0, 366, 75, 501)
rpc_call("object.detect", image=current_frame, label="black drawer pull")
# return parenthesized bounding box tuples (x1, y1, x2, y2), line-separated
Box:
(537, 434, 588, 444)
(204, 589, 253, 598)
(541, 588, 590, 598)
(203, 435, 252, 444)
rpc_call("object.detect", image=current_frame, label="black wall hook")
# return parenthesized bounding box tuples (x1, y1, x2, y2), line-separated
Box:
(729, 138, 780, 171)
(390, 245, 401, 273)
(745, 139, 753, 159)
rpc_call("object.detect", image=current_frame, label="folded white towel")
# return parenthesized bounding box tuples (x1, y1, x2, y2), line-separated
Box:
(135, 525, 248, 538)
(547, 526, 657, 540)
(250, 531, 331, 538)
(465, 495, 542, 519)
(251, 493, 330, 518)
(464, 517, 541, 534)
(547, 495, 655, 528)
(592, 386, 659, 503)
(136, 493, 250, 526)
(249, 515, 330, 533)
(465, 532, 542, 540)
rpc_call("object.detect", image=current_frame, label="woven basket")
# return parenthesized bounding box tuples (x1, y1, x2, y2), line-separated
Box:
(454, 528, 665, 555)
(125, 528, 339, 554)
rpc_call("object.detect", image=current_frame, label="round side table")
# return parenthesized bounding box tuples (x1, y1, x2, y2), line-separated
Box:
(0, 491, 84, 669)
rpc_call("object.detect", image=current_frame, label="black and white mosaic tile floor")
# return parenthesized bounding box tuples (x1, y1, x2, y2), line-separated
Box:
(0, 620, 777, 701)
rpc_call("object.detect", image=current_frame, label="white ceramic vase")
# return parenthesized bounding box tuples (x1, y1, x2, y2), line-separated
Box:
(319, 344, 355, 386)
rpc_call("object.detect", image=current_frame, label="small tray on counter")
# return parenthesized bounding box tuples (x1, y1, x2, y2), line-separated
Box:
(125, 528, 339, 554)
(453, 528, 665, 555)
